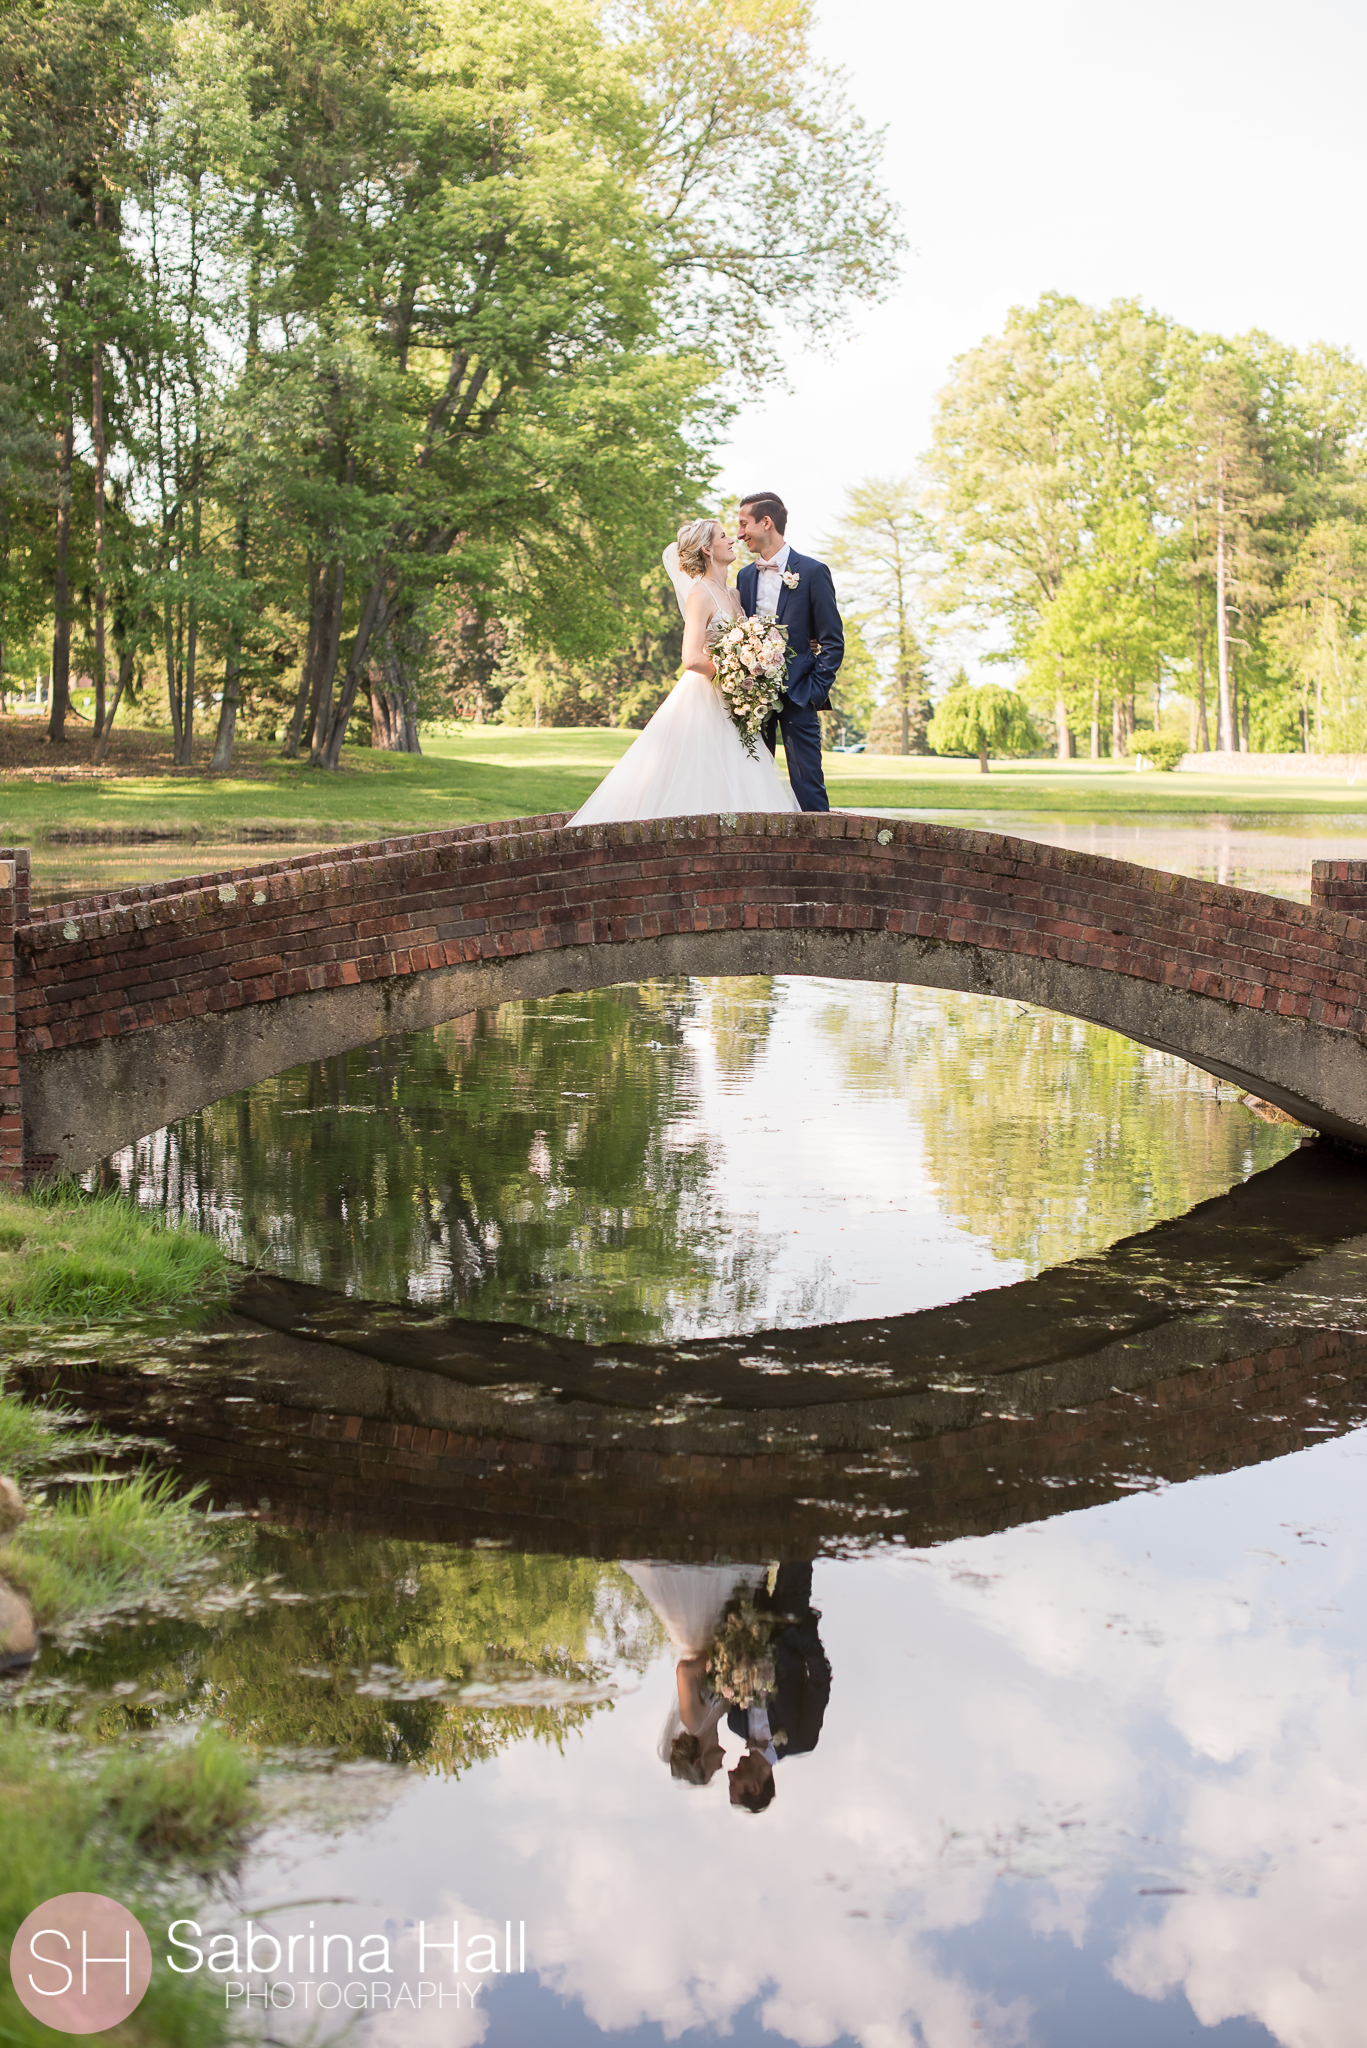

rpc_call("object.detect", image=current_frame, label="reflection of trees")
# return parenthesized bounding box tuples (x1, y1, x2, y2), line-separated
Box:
(106, 975, 1293, 1333)
(686, 978, 778, 1084)
(813, 985, 1298, 1271)
(112, 985, 783, 1341)
(49, 1533, 662, 1778)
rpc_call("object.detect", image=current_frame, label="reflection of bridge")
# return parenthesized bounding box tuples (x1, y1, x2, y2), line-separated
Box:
(16, 1147, 1367, 1558)
(4, 811, 1367, 1182)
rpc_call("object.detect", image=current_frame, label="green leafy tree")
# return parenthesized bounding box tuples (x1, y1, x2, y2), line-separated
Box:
(1265, 519, 1367, 752)
(826, 475, 934, 753)
(1023, 504, 1174, 756)
(630, 0, 902, 378)
(927, 671, 1036, 772)
(928, 294, 1171, 758)
(822, 613, 878, 747)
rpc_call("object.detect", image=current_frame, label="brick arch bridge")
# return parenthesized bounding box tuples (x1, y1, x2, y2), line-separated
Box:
(3, 810, 1367, 1185)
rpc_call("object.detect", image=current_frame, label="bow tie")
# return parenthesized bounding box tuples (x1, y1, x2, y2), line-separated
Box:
(756, 559, 784, 572)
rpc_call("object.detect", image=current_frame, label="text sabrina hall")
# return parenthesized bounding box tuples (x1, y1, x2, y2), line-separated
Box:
(166, 1917, 528, 2011)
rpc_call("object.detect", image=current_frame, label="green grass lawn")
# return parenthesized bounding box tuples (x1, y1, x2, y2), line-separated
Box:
(5, 728, 1367, 844)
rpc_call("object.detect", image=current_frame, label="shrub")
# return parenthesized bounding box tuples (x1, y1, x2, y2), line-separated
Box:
(1141, 736, 1188, 772)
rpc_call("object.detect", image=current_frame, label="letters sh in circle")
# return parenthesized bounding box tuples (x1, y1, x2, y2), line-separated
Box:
(10, 1894, 153, 2034)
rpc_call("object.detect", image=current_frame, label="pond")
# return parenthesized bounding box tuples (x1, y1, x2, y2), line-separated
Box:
(10, 823, 1367, 2047)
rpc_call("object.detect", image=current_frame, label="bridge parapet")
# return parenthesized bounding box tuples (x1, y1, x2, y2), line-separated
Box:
(9, 812, 1367, 1174)
(1312, 860, 1367, 919)
(20, 810, 574, 928)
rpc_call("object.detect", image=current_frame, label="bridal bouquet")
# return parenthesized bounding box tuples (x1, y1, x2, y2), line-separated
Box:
(706, 1591, 778, 1709)
(709, 612, 788, 757)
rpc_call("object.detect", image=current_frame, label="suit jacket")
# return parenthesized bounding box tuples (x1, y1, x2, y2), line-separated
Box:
(725, 1565, 831, 1762)
(737, 549, 844, 712)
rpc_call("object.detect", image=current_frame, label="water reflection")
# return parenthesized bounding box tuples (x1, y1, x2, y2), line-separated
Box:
(103, 979, 1295, 1336)
(624, 1562, 831, 1806)
(27, 961, 1367, 2045)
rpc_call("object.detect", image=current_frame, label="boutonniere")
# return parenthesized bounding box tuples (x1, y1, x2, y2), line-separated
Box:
(780, 570, 800, 590)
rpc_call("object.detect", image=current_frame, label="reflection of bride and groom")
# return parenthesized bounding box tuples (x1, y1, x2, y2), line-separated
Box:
(623, 1560, 831, 1813)
(571, 492, 844, 826)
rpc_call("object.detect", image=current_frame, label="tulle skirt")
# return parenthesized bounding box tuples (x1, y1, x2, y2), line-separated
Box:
(570, 671, 800, 825)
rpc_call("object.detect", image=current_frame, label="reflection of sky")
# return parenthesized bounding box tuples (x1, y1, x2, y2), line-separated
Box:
(667, 978, 1276, 1330)
(229, 1426, 1367, 2048)
(675, 979, 1020, 1327)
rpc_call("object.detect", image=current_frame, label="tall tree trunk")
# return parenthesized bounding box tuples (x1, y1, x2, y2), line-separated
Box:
(321, 574, 389, 770)
(178, 486, 201, 768)
(1053, 654, 1071, 759)
(1089, 659, 1100, 759)
(1193, 573, 1210, 751)
(1111, 689, 1123, 758)
(48, 355, 75, 745)
(211, 498, 249, 771)
(94, 644, 137, 766)
(977, 743, 989, 774)
(212, 191, 263, 775)
(164, 597, 182, 758)
(91, 262, 108, 739)
(308, 561, 346, 762)
(1214, 485, 1234, 751)
(283, 557, 322, 758)
(372, 599, 425, 753)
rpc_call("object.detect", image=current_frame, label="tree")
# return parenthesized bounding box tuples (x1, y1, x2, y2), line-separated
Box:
(927, 294, 1170, 757)
(0, 0, 903, 764)
(826, 476, 934, 753)
(823, 615, 878, 747)
(629, 0, 902, 379)
(928, 294, 1367, 759)
(1161, 344, 1281, 752)
(1023, 505, 1174, 757)
(927, 673, 1036, 772)
(1265, 520, 1367, 751)
(0, 0, 149, 744)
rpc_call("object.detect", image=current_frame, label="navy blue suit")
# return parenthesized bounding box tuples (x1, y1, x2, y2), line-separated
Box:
(724, 1564, 831, 1763)
(736, 549, 844, 813)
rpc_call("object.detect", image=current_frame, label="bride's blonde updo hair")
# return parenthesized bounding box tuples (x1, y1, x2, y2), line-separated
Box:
(675, 517, 718, 579)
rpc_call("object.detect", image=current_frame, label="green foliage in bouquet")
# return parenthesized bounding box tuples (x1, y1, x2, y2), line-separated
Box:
(707, 1590, 777, 1709)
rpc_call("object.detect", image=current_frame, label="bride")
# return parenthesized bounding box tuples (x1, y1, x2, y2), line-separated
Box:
(569, 518, 800, 825)
(621, 1558, 768, 1784)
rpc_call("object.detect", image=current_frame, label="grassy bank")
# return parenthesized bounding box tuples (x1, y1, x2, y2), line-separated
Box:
(0, 1721, 255, 2047)
(7, 720, 1367, 850)
(0, 1186, 231, 1624)
(2, 1469, 219, 1625)
(0, 1187, 230, 1323)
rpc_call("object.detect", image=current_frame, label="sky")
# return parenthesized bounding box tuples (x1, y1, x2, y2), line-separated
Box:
(718, 0, 1367, 557)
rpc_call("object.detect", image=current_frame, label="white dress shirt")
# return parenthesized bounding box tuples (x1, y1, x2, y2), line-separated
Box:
(753, 541, 792, 619)
(746, 1702, 779, 1765)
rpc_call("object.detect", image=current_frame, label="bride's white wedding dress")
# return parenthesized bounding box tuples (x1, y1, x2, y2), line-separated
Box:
(621, 1561, 767, 1658)
(622, 1560, 768, 1762)
(570, 573, 799, 826)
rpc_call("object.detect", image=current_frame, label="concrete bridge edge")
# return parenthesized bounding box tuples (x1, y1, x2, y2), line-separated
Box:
(19, 923, 1367, 1176)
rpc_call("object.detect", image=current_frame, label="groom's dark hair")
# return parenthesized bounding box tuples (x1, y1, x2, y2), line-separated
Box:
(739, 491, 787, 534)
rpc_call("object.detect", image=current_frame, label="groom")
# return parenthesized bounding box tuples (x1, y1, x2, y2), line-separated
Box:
(736, 492, 844, 813)
(726, 1563, 831, 1815)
